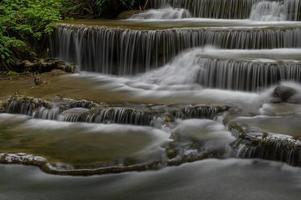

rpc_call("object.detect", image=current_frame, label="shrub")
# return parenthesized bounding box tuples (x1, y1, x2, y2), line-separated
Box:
(0, 0, 63, 68)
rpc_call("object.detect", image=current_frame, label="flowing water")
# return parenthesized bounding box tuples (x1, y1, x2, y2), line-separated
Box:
(130, 5, 191, 19)
(2, 0, 301, 199)
(250, 1, 287, 21)
(149, 0, 301, 20)
(51, 24, 301, 74)
(1, 159, 301, 200)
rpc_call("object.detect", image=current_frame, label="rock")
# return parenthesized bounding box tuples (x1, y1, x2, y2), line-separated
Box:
(0, 153, 47, 165)
(33, 75, 44, 86)
(55, 60, 76, 73)
(272, 85, 297, 103)
(229, 120, 301, 167)
(14, 58, 76, 73)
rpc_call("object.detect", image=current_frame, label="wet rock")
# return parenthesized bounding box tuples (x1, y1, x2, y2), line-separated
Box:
(14, 58, 75, 73)
(33, 74, 44, 86)
(59, 107, 90, 122)
(0, 153, 47, 165)
(272, 85, 297, 103)
(5, 96, 51, 115)
(229, 121, 301, 167)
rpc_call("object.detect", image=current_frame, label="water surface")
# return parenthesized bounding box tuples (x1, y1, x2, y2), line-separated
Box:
(0, 159, 300, 200)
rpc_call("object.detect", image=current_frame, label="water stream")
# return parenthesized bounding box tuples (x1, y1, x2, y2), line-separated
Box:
(1, 159, 301, 200)
(149, 0, 301, 20)
(2, 0, 301, 199)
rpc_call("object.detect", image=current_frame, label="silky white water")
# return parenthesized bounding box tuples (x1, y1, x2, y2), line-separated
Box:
(1, 159, 301, 200)
(250, 1, 287, 21)
(149, 0, 301, 20)
(68, 46, 301, 113)
(130, 5, 191, 19)
(3, 1, 301, 199)
(52, 23, 301, 75)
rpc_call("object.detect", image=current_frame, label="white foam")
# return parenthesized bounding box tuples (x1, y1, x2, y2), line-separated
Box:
(250, 1, 287, 21)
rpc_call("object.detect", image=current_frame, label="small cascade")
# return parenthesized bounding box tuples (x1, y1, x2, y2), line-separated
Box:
(136, 48, 301, 91)
(51, 25, 301, 75)
(5, 96, 97, 118)
(149, 0, 301, 20)
(250, 1, 286, 21)
(130, 6, 191, 19)
(233, 137, 301, 166)
(77, 107, 154, 125)
(198, 59, 301, 91)
(32, 107, 61, 120)
(229, 121, 301, 166)
(5, 97, 51, 116)
(58, 108, 90, 122)
(170, 106, 222, 119)
(3, 96, 228, 126)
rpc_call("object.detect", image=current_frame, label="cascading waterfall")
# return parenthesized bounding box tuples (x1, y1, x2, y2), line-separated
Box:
(60, 107, 154, 125)
(130, 6, 191, 19)
(149, 0, 301, 20)
(228, 118, 301, 167)
(197, 59, 301, 91)
(4, 97, 227, 126)
(51, 25, 301, 75)
(17, 0, 301, 172)
(233, 137, 301, 166)
(110, 47, 301, 91)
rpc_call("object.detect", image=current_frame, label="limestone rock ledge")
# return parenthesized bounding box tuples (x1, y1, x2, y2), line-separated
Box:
(229, 121, 301, 166)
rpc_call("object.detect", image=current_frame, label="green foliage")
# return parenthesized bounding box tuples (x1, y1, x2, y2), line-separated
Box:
(0, 33, 24, 66)
(62, 0, 145, 18)
(0, 0, 64, 67)
(0, 0, 146, 68)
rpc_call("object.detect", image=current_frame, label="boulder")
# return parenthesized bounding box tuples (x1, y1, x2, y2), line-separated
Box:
(272, 85, 297, 103)
(14, 59, 75, 73)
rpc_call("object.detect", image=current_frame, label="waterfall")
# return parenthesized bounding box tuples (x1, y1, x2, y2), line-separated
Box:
(4, 97, 227, 126)
(127, 48, 301, 91)
(130, 6, 191, 19)
(229, 119, 301, 167)
(233, 137, 301, 166)
(250, 1, 286, 21)
(51, 25, 301, 75)
(149, 0, 301, 20)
